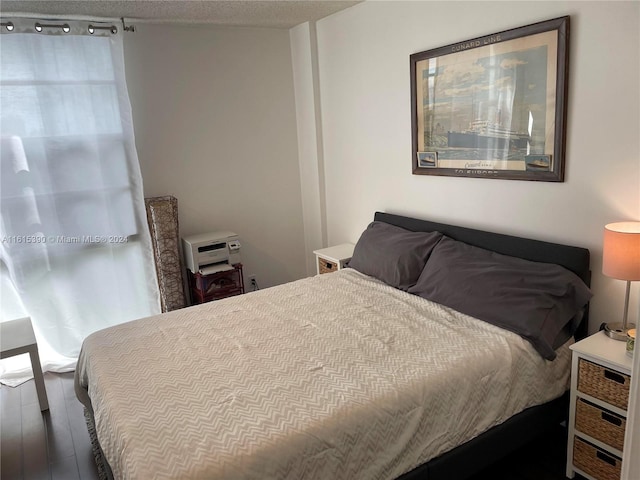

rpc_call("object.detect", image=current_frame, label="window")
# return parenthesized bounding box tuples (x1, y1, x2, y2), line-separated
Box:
(0, 19, 159, 380)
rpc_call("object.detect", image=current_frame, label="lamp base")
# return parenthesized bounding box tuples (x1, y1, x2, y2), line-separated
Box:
(603, 322, 636, 341)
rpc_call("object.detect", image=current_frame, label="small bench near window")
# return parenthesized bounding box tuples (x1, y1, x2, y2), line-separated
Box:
(1, 317, 49, 411)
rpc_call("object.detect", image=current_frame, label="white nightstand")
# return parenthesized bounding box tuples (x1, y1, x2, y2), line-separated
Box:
(313, 244, 355, 275)
(566, 331, 633, 480)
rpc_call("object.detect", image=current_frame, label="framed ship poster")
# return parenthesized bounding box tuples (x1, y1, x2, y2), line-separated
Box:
(410, 17, 569, 181)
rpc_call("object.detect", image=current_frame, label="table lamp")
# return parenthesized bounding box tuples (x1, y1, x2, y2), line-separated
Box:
(602, 222, 640, 340)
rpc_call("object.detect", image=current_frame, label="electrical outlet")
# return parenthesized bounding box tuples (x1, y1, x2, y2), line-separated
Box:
(248, 275, 258, 291)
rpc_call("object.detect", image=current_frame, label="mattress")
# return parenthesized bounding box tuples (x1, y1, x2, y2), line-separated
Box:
(75, 268, 572, 480)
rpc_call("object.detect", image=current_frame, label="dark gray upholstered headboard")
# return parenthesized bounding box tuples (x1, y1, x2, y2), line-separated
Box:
(374, 211, 592, 340)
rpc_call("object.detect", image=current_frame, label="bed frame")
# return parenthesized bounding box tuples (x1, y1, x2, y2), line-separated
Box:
(374, 211, 591, 480)
(83, 211, 592, 480)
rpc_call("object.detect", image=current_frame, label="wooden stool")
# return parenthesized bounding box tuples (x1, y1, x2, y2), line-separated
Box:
(1, 317, 49, 411)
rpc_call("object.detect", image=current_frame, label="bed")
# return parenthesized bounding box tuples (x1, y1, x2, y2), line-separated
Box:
(75, 211, 592, 480)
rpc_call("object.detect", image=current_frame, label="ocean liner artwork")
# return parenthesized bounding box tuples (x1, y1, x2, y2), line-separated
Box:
(413, 29, 559, 175)
(421, 83, 543, 170)
(421, 47, 548, 168)
(447, 117, 530, 151)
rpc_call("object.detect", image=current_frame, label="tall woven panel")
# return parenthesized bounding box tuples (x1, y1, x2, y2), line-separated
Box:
(145, 196, 186, 312)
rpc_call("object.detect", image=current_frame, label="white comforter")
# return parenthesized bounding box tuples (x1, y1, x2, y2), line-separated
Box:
(75, 269, 571, 480)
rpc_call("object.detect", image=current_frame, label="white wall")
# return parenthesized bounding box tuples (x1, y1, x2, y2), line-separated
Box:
(310, 1, 640, 333)
(290, 22, 327, 276)
(123, 24, 307, 289)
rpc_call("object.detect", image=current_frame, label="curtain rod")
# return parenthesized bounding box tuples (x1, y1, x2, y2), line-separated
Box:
(0, 15, 135, 34)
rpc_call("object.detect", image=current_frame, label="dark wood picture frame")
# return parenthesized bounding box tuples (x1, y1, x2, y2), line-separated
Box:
(410, 16, 569, 181)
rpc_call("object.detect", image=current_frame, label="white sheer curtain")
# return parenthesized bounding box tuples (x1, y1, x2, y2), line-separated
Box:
(0, 18, 160, 385)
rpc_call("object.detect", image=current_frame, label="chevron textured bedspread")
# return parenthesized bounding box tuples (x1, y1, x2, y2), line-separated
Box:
(75, 269, 571, 480)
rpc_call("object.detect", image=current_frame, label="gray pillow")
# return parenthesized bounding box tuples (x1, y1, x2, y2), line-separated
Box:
(553, 309, 584, 350)
(348, 222, 443, 291)
(408, 236, 592, 360)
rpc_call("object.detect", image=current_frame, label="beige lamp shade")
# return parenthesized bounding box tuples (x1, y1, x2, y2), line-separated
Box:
(603, 222, 640, 281)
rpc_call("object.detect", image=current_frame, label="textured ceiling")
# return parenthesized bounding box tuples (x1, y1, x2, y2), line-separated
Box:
(0, 0, 361, 29)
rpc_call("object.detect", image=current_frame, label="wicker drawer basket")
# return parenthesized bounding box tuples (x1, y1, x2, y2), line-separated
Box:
(577, 359, 630, 409)
(573, 437, 622, 480)
(575, 398, 625, 451)
(318, 257, 338, 274)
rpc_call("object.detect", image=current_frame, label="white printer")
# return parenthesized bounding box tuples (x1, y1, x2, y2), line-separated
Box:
(182, 231, 241, 275)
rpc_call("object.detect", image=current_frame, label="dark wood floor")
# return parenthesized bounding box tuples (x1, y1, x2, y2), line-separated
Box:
(1, 372, 99, 480)
(2, 373, 585, 480)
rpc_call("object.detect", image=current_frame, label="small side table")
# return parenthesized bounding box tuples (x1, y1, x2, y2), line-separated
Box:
(187, 263, 245, 304)
(566, 331, 632, 480)
(313, 244, 355, 275)
(0, 317, 49, 411)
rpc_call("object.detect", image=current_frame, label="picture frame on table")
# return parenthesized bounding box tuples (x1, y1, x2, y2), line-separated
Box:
(410, 16, 569, 181)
